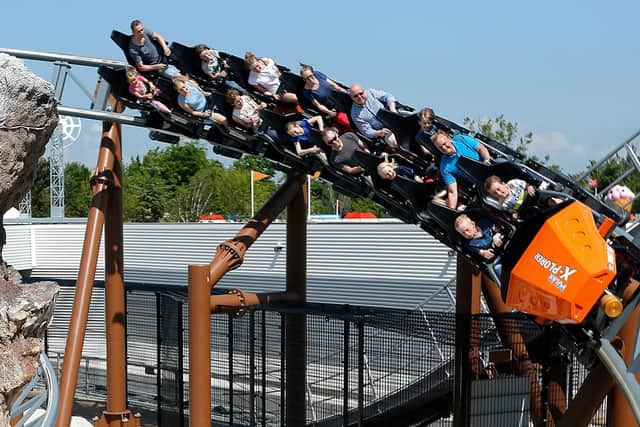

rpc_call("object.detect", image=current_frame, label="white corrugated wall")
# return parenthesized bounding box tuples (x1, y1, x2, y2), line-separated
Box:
(20, 222, 456, 310)
(4, 224, 32, 270)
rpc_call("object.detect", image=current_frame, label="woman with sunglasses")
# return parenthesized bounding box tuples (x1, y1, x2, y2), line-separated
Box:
(300, 66, 351, 132)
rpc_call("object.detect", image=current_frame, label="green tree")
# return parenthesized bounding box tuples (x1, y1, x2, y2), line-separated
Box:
(167, 161, 224, 222)
(310, 179, 337, 215)
(123, 157, 168, 222)
(64, 162, 91, 217)
(583, 155, 640, 211)
(233, 155, 277, 177)
(345, 194, 386, 217)
(31, 157, 50, 217)
(463, 115, 558, 168)
(140, 142, 209, 194)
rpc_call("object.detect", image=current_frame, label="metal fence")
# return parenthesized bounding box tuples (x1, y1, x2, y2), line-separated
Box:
(45, 288, 608, 426)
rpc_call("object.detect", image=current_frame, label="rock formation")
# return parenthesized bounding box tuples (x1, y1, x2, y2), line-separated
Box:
(0, 52, 59, 262)
(0, 54, 59, 425)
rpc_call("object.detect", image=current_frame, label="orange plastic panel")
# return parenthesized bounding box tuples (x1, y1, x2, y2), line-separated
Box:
(507, 201, 616, 323)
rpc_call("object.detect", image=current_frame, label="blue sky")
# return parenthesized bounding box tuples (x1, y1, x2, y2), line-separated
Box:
(3, 1, 639, 173)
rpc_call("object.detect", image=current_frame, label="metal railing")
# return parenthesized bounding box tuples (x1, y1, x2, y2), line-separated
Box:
(10, 353, 58, 427)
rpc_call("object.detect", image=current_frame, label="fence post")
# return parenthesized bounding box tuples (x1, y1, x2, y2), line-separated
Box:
(453, 256, 481, 427)
(358, 320, 364, 425)
(249, 310, 256, 426)
(280, 313, 286, 427)
(343, 320, 350, 425)
(228, 313, 234, 425)
(261, 310, 266, 427)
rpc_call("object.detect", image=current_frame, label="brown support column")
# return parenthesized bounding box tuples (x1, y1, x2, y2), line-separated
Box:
(96, 115, 139, 427)
(56, 113, 121, 427)
(546, 360, 568, 425)
(188, 264, 212, 426)
(607, 279, 640, 427)
(481, 276, 546, 426)
(188, 172, 306, 427)
(285, 175, 307, 425)
(452, 256, 481, 427)
(558, 363, 614, 427)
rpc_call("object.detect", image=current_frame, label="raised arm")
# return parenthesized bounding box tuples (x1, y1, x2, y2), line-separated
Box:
(476, 142, 491, 163)
(311, 98, 336, 117)
(369, 88, 397, 113)
(135, 60, 165, 73)
(151, 31, 171, 56)
(294, 141, 323, 157)
(326, 78, 346, 92)
(446, 182, 459, 209)
(341, 165, 364, 174)
(307, 115, 324, 131)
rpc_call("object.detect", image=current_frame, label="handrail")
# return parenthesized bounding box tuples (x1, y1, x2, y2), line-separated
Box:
(9, 353, 59, 427)
(0, 48, 126, 69)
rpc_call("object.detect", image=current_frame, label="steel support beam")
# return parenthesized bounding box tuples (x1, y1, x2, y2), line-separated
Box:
(188, 172, 306, 427)
(452, 257, 481, 427)
(55, 103, 119, 427)
(285, 174, 308, 425)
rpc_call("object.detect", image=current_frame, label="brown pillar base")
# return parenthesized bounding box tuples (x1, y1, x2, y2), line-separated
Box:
(93, 410, 141, 427)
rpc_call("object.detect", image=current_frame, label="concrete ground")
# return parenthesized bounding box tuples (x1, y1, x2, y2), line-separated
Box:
(72, 400, 158, 427)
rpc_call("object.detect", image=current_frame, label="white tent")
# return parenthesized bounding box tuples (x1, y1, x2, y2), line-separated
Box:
(3, 207, 20, 219)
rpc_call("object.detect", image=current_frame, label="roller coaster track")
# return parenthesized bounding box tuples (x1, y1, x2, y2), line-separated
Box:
(2, 46, 640, 425)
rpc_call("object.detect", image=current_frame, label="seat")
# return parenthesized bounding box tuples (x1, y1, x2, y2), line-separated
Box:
(111, 30, 136, 66)
(111, 29, 174, 81)
(455, 156, 573, 223)
(97, 65, 150, 111)
(328, 89, 353, 117)
(306, 130, 371, 198)
(376, 109, 434, 168)
(279, 71, 304, 96)
(259, 109, 323, 173)
(351, 151, 419, 223)
(388, 175, 435, 221)
(219, 53, 251, 91)
(168, 42, 202, 79)
(426, 202, 504, 285)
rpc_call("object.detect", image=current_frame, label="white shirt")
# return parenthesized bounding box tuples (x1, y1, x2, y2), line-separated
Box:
(247, 58, 281, 94)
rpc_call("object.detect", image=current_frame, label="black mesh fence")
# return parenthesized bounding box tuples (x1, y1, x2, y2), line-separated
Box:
(47, 289, 612, 426)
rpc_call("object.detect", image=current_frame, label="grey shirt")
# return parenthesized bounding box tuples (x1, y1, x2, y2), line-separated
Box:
(330, 132, 364, 171)
(128, 29, 162, 66)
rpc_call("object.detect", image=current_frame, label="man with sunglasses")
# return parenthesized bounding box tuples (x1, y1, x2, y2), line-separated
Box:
(349, 83, 398, 150)
(322, 127, 370, 175)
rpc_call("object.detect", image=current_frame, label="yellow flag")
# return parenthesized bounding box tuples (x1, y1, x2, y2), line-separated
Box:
(252, 171, 269, 182)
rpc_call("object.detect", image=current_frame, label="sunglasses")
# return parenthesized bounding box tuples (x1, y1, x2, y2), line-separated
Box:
(326, 134, 339, 144)
(351, 91, 365, 99)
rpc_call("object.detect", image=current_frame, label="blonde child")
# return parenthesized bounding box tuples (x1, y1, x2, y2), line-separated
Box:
(125, 66, 171, 113)
(454, 213, 503, 276)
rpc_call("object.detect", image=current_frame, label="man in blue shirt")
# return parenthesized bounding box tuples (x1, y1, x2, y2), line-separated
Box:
(128, 20, 179, 79)
(349, 83, 398, 149)
(432, 130, 491, 208)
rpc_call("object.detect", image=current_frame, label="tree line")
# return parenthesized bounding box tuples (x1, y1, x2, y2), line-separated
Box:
(28, 117, 638, 220)
(30, 141, 383, 221)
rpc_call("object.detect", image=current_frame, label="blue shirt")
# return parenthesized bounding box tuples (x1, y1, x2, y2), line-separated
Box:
(128, 29, 162, 66)
(178, 81, 207, 112)
(463, 218, 495, 255)
(350, 89, 396, 139)
(290, 119, 313, 148)
(396, 166, 414, 179)
(302, 71, 335, 108)
(439, 134, 481, 185)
